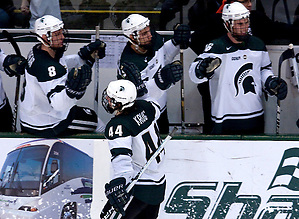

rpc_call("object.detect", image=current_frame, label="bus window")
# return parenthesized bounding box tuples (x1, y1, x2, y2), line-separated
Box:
(0, 145, 48, 197)
(42, 158, 60, 191)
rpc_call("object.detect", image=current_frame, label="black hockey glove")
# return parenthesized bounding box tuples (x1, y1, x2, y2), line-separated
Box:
(117, 62, 148, 97)
(65, 64, 92, 100)
(265, 76, 287, 100)
(105, 177, 130, 216)
(195, 57, 221, 79)
(3, 54, 27, 77)
(78, 40, 106, 66)
(172, 24, 191, 49)
(154, 60, 183, 90)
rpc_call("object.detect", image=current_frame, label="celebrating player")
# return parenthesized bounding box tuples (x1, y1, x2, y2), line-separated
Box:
(19, 15, 106, 137)
(117, 14, 189, 134)
(101, 79, 166, 218)
(189, 2, 287, 134)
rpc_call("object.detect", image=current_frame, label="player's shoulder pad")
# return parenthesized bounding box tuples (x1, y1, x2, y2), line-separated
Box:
(105, 117, 131, 140)
(247, 35, 267, 52)
(27, 45, 67, 82)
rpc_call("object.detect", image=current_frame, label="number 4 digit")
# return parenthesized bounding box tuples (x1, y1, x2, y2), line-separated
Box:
(142, 131, 161, 163)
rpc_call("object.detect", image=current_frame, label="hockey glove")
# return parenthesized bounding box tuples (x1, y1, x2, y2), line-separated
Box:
(105, 177, 130, 216)
(78, 40, 106, 66)
(154, 60, 183, 90)
(3, 54, 27, 77)
(117, 62, 148, 97)
(195, 57, 221, 79)
(65, 64, 92, 100)
(172, 24, 191, 49)
(265, 76, 287, 100)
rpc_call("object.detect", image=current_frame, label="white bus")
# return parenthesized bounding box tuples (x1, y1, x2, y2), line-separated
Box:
(0, 139, 93, 219)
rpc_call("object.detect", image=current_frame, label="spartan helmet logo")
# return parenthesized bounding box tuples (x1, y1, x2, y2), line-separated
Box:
(234, 63, 255, 96)
(243, 76, 256, 94)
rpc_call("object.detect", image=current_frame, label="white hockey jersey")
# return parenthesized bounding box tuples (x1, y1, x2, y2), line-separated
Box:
(189, 35, 274, 124)
(19, 44, 85, 131)
(105, 100, 165, 205)
(119, 32, 179, 112)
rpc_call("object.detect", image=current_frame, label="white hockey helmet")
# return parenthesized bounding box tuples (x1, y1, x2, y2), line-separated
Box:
(102, 79, 137, 114)
(34, 15, 64, 44)
(121, 14, 150, 38)
(222, 2, 250, 23)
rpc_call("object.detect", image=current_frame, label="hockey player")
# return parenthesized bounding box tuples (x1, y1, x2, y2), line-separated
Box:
(0, 49, 27, 131)
(117, 14, 190, 134)
(19, 15, 106, 137)
(101, 79, 166, 218)
(189, 2, 287, 135)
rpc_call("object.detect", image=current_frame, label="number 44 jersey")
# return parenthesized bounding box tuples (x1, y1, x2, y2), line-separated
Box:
(105, 99, 166, 205)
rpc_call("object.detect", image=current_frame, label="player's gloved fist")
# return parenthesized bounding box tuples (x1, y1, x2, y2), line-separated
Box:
(172, 24, 191, 49)
(105, 177, 130, 216)
(3, 54, 27, 77)
(195, 57, 221, 79)
(65, 64, 92, 100)
(117, 62, 148, 97)
(265, 76, 287, 100)
(154, 60, 183, 90)
(78, 40, 106, 66)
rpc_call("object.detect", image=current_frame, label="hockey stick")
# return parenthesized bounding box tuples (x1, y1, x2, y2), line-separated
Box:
(2, 30, 22, 132)
(287, 44, 299, 91)
(276, 44, 293, 134)
(94, 26, 100, 114)
(179, 7, 186, 132)
(100, 126, 178, 219)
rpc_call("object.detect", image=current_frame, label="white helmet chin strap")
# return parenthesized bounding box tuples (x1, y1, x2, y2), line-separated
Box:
(125, 34, 148, 54)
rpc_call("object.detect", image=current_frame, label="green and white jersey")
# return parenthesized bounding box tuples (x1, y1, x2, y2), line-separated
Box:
(105, 100, 166, 204)
(0, 49, 8, 109)
(19, 44, 85, 130)
(189, 35, 274, 124)
(119, 32, 179, 112)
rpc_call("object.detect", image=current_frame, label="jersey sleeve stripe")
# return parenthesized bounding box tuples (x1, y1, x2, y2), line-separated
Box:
(111, 148, 133, 160)
(47, 85, 65, 102)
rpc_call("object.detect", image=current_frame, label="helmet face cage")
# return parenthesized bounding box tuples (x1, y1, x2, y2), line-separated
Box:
(132, 26, 152, 46)
(102, 89, 118, 114)
(49, 28, 69, 50)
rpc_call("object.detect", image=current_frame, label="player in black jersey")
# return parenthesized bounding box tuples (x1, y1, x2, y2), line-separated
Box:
(117, 14, 189, 134)
(102, 79, 166, 218)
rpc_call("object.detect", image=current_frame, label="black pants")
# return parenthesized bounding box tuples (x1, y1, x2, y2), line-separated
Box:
(21, 105, 97, 137)
(122, 197, 160, 219)
(0, 99, 13, 132)
(157, 109, 169, 134)
(211, 114, 265, 135)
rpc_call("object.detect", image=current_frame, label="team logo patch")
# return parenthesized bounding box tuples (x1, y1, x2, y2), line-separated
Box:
(204, 43, 213, 52)
(234, 63, 255, 96)
(83, 108, 92, 115)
